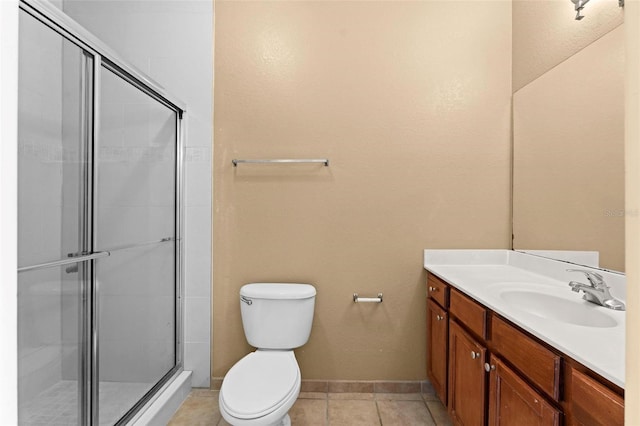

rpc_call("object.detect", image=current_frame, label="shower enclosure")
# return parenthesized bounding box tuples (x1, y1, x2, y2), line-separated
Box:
(17, 1, 185, 424)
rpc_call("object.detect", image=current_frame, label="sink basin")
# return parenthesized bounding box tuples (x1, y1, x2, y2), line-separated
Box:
(499, 290, 618, 328)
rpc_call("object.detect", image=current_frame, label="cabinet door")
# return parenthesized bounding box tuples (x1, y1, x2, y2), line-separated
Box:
(571, 368, 623, 426)
(427, 299, 448, 405)
(448, 320, 486, 426)
(488, 356, 560, 426)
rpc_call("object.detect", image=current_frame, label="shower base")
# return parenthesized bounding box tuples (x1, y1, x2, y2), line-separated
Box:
(20, 380, 151, 426)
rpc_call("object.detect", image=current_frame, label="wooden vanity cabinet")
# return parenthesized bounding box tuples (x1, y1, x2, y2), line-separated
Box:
(427, 299, 448, 404)
(448, 320, 487, 426)
(488, 355, 561, 426)
(426, 272, 625, 426)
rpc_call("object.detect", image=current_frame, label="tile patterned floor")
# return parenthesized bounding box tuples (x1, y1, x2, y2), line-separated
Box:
(19, 380, 152, 426)
(169, 389, 453, 426)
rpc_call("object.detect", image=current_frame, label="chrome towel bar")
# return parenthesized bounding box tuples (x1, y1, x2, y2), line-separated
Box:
(353, 293, 383, 303)
(232, 158, 329, 167)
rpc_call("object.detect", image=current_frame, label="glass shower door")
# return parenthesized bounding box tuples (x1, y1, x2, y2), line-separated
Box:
(94, 65, 178, 425)
(17, 2, 184, 424)
(17, 265, 90, 425)
(17, 9, 94, 425)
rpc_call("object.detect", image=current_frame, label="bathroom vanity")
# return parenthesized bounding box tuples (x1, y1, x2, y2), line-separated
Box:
(424, 250, 625, 426)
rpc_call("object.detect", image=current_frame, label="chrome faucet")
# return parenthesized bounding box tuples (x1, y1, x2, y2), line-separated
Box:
(567, 269, 625, 311)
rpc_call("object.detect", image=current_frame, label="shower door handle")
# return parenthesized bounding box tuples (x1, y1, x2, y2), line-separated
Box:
(18, 251, 110, 273)
(65, 252, 83, 273)
(65, 252, 85, 273)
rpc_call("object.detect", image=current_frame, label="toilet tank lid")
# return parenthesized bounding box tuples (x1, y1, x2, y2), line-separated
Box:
(240, 283, 316, 299)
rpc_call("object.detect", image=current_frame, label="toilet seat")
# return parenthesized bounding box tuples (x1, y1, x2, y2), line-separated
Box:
(220, 350, 300, 420)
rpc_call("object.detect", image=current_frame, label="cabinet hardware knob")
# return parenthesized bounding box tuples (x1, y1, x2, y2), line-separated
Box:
(436, 315, 443, 321)
(429, 286, 437, 292)
(484, 363, 496, 372)
(471, 351, 480, 360)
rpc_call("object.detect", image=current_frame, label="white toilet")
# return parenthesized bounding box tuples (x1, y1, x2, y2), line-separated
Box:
(219, 283, 316, 426)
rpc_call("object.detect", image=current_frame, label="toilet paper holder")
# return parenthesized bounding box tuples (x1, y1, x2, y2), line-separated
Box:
(353, 293, 383, 303)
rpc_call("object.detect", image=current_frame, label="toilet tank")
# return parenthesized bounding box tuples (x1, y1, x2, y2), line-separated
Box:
(240, 283, 316, 349)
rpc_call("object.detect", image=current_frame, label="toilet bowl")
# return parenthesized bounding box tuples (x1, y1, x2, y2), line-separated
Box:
(218, 283, 316, 426)
(219, 351, 301, 426)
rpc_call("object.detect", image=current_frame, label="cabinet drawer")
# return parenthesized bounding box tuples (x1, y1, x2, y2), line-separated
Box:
(449, 288, 487, 339)
(491, 316, 561, 400)
(427, 274, 449, 308)
(571, 368, 623, 426)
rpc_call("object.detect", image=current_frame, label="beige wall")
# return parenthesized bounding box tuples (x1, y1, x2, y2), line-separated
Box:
(513, 26, 625, 272)
(513, 0, 623, 92)
(213, 1, 512, 380)
(625, 1, 640, 422)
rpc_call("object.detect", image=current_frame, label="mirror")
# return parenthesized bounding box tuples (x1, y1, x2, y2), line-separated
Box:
(512, 26, 625, 272)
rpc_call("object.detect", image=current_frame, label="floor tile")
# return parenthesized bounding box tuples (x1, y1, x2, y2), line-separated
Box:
(217, 417, 232, 426)
(377, 400, 435, 426)
(422, 392, 440, 402)
(290, 398, 328, 425)
(168, 395, 220, 426)
(169, 389, 456, 426)
(299, 392, 328, 400)
(328, 400, 380, 425)
(425, 400, 452, 426)
(190, 389, 219, 398)
(21, 380, 148, 426)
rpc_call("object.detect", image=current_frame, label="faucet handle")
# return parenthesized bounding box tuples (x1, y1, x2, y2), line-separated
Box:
(568, 281, 583, 292)
(567, 269, 606, 288)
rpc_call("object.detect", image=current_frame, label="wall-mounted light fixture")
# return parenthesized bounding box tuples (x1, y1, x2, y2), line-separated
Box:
(571, 0, 624, 21)
(571, 0, 589, 20)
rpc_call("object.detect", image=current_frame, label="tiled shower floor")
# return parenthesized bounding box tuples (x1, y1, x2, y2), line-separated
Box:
(20, 380, 150, 426)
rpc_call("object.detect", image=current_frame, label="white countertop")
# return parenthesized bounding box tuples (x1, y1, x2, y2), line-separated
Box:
(424, 249, 625, 388)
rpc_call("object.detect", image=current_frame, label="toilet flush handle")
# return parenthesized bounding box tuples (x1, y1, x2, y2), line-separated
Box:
(240, 295, 253, 305)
